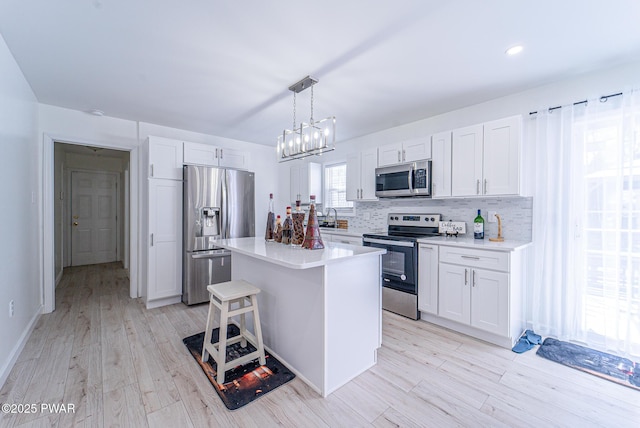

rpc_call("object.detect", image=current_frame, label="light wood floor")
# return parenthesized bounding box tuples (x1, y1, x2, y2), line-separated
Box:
(1, 263, 638, 427)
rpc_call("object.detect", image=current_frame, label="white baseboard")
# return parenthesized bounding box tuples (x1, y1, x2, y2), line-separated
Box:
(0, 306, 43, 389)
(55, 268, 63, 287)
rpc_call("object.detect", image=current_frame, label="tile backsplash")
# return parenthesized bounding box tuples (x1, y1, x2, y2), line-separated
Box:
(348, 197, 533, 242)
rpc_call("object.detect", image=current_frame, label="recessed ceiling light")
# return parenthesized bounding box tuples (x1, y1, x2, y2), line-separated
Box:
(505, 45, 523, 56)
(87, 109, 104, 116)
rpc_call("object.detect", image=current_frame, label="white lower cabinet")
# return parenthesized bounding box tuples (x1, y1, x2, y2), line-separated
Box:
(320, 230, 363, 246)
(147, 179, 182, 308)
(438, 263, 508, 336)
(420, 243, 524, 348)
(417, 244, 439, 315)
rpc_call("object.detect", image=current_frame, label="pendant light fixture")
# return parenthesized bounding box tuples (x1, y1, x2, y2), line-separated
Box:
(276, 76, 336, 162)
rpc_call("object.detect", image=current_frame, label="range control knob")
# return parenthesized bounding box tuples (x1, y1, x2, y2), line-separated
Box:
(394, 216, 399, 220)
(430, 217, 435, 222)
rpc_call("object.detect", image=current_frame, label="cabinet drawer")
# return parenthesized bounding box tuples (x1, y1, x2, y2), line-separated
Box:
(439, 246, 509, 272)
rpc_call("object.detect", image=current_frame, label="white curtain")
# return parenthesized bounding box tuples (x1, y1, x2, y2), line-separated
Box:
(531, 90, 640, 358)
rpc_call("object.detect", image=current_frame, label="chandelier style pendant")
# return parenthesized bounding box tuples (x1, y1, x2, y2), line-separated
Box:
(276, 76, 336, 162)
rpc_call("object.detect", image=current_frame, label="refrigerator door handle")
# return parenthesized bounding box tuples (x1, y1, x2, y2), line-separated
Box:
(221, 170, 229, 238)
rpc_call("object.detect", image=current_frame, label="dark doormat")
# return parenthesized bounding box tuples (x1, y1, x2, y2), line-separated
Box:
(536, 337, 640, 391)
(183, 324, 296, 410)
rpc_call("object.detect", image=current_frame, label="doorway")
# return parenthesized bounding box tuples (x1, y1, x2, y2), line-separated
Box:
(44, 139, 139, 313)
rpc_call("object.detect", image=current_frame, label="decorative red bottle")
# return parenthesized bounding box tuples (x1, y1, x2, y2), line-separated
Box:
(302, 195, 324, 250)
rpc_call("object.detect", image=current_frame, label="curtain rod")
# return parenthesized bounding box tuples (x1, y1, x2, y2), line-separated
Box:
(529, 92, 624, 115)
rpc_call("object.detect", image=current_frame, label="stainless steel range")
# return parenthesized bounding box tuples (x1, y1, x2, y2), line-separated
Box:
(363, 213, 441, 320)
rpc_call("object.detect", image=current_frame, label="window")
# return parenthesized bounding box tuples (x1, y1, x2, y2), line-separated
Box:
(323, 162, 354, 214)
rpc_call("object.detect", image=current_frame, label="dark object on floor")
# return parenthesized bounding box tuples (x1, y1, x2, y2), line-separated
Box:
(536, 337, 640, 391)
(524, 329, 542, 345)
(183, 325, 296, 410)
(512, 329, 542, 353)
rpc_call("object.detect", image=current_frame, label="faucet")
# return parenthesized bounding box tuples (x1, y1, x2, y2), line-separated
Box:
(327, 207, 338, 228)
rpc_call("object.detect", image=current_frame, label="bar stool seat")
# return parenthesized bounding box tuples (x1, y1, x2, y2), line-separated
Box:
(201, 280, 266, 384)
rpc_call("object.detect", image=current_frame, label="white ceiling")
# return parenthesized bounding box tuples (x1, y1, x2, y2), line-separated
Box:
(2, 1, 640, 146)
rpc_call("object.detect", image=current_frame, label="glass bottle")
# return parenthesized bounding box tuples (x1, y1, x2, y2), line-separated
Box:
(302, 195, 324, 250)
(474, 209, 485, 239)
(274, 215, 283, 243)
(292, 200, 305, 247)
(265, 193, 275, 242)
(282, 206, 293, 245)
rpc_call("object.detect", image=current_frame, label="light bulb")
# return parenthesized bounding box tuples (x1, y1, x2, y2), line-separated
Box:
(314, 131, 319, 140)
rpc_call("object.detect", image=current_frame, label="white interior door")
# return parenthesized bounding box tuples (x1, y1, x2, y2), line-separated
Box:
(71, 171, 118, 266)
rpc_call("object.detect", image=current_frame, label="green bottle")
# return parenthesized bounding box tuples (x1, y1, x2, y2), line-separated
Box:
(474, 209, 484, 239)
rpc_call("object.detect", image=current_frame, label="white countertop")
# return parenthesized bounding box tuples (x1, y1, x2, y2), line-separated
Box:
(417, 235, 531, 251)
(316, 227, 384, 238)
(216, 237, 386, 269)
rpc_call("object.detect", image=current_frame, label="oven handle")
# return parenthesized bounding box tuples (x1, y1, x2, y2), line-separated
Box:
(363, 237, 414, 248)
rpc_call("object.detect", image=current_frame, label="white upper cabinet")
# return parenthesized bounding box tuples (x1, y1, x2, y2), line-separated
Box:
(346, 147, 378, 201)
(378, 142, 404, 166)
(290, 162, 322, 204)
(451, 124, 484, 197)
(403, 137, 431, 162)
(147, 136, 184, 180)
(451, 116, 521, 197)
(430, 131, 452, 198)
(183, 141, 250, 170)
(377, 137, 431, 167)
(483, 116, 520, 196)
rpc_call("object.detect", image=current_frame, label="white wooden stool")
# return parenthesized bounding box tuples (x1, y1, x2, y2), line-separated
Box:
(201, 280, 266, 384)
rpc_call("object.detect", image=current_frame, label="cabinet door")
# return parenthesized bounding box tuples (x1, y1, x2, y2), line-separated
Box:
(403, 137, 431, 162)
(418, 244, 439, 314)
(307, 162, 322, 204)
(483, 116, 520, 196)
(438, 263, 471, 324)
(378, 142, 403, 167)
(346, 152, 361, 201)
(148, 137, 183, 180)
(451, 124, 483, 196)
(360, 148, 378, 200)
(218, 147, 249, 170)
(183, 142, 218, 166)
(470, 269, 509, 336)
(290, 166, 301, 203)
(431, 131, 452, 198)
(332, 235, 363, 246)
(148, 179, 182, 301)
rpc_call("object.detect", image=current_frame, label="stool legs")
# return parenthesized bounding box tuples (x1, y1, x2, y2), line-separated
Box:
(201, 294, 216, 363)
(251, 294, 267, 366)
(216, 300, 230, 385)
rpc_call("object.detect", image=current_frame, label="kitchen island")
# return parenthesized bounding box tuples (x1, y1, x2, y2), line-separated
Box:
(215, 237, 385, 397)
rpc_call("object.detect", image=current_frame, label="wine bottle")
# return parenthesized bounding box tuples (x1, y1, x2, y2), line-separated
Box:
(282, 206, 293, 245)
(474, 209, 484, 239)
(265, 193, 275, 242)
(274, 215, 283, 243)
(292, 200, 305, 247)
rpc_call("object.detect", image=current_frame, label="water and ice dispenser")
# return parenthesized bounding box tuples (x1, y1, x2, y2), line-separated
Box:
(201, 207, 220, 237)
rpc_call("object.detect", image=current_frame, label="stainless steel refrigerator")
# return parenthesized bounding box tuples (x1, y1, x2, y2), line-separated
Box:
(183, 165, 255, 305)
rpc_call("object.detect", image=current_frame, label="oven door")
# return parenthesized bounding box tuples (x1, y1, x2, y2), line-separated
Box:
(362, 237, 417, 293)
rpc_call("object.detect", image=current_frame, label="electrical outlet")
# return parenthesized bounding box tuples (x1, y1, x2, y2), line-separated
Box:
(488, 211, 497, 223)
(9, 300, 14, 318)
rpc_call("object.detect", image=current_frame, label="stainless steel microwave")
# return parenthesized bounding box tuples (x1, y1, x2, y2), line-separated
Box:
(375, 160, 432, 198)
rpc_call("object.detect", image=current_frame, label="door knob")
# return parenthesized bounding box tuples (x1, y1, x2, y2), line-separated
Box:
(73, 222, 78, 226)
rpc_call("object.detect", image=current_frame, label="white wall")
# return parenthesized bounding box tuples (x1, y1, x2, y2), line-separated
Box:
(0, 34, 41, 388)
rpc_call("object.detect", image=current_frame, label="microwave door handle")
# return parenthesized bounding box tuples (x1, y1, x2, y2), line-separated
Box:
(408, 165, 414, 193)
